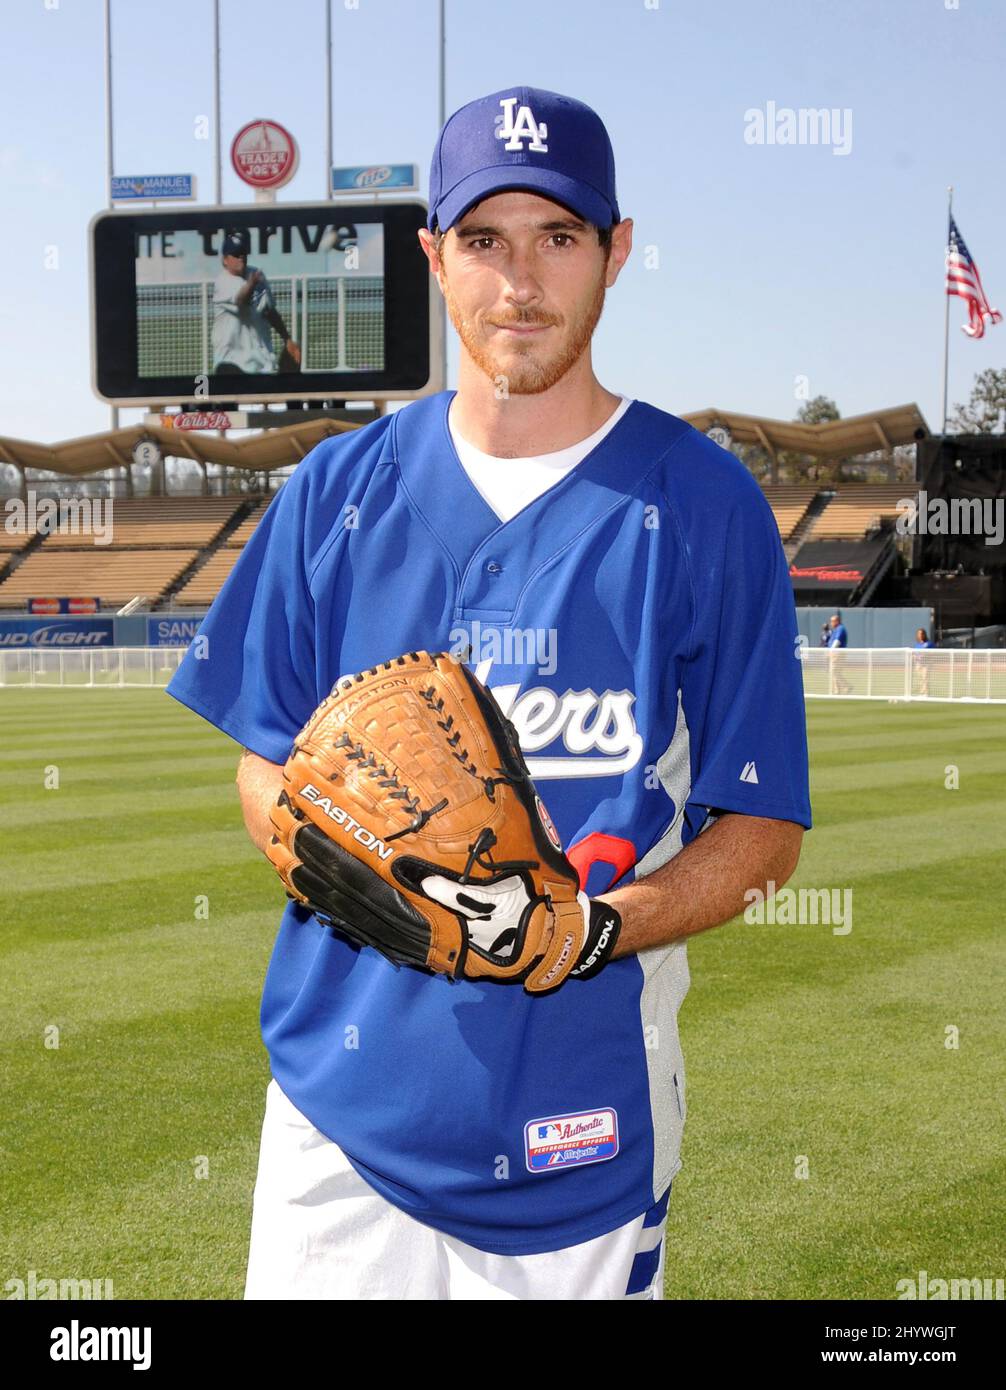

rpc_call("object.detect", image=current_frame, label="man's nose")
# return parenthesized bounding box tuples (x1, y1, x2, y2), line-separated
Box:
(501, 245, 545, 299)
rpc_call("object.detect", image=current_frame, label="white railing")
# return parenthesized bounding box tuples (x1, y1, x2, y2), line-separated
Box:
(2, 644, 1004, 704)
(800, 646, 1006, 703)
(0, 647, 186, 688)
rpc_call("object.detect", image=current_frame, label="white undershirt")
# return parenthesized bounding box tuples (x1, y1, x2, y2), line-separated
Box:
(447, 395, 633, 524)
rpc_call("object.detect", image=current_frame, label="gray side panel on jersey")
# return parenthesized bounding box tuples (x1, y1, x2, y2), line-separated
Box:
(634, 689, 701, 1202)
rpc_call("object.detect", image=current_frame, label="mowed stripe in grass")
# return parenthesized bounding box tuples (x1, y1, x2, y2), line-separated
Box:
(1, 691, 1003, 1299)
(0, 691, 276, 1298)
(670, 699, 1006, 1298)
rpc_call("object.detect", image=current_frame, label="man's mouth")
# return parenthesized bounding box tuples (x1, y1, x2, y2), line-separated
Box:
(491, 322, 552, 335)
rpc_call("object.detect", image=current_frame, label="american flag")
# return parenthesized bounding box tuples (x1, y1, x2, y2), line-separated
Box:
(945, 215, 1001, 339)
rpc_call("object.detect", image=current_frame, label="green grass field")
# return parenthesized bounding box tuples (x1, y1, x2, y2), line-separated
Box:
(1, 691, 1003, 1300)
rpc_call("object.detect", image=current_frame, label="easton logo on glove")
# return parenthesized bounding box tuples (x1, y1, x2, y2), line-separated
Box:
(266, 650, 621, 993)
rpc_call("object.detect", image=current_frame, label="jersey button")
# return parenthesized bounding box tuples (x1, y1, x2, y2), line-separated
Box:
(486, 560, 502, 575)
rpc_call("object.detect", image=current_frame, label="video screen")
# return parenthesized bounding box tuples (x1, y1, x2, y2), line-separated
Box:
(135, 221, 385, 378)
(90, 201, 437, 404)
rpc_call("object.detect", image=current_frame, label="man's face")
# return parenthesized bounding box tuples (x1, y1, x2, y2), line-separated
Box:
(830, 616, 840, 628)
(419, 191, 632, 394)
(222, 253, 247, 276)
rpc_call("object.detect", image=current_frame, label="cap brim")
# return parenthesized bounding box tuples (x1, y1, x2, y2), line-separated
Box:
(432, 165, 614, 232)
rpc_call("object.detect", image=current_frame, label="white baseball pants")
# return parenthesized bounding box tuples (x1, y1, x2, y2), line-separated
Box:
(244, 1079, 669, 1301)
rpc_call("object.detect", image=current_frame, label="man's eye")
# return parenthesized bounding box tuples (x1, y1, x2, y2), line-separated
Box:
(465, 234, 577, 250)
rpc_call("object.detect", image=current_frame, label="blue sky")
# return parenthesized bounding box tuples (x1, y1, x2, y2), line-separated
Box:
(2, 0, 1004, 443)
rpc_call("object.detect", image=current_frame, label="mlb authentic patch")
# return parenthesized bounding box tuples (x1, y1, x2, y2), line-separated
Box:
(524, 1108, 619, 1172)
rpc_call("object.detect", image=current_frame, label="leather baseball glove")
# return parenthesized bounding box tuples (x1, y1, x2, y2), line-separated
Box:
(266, 651, 621, 993)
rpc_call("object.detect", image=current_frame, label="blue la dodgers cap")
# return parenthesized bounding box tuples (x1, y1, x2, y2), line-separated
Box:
(222, 229, 250, 256)
(427, 86, 620, 234)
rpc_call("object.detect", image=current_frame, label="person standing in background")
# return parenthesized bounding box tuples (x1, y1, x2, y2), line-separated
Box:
(827, 612, 851, 695)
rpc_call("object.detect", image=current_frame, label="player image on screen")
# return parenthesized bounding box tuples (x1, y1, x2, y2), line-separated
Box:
(167, 85, 812, 1301)
(126, 214, 390, 387)
(212, 228, 301, 375)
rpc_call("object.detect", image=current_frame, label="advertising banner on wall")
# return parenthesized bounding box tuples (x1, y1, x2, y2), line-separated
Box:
(0, 619, 115, 647)
(28, 598, 100, 615)
(146, 616, 205, 647)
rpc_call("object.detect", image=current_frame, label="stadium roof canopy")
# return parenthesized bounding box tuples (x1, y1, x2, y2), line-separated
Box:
(683, 404, 929, 460)
(0, 402, 930, 490)
(0, 417, 359, 485)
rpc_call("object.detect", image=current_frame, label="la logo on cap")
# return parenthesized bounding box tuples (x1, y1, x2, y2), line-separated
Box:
(496, 96, 549, 153)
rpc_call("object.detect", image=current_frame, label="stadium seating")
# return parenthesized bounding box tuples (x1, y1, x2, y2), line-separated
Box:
(39, 496, 242, 549)
(173, 550, 242, 605)
(0, 549, 198, 609)
(224, 500, 270, 547)
(0, 482, 924, 614)
(170, 500, 271, 603)
(760, 486, 818, 540)
(0, 495, 256, 609)
(0, 522, 34, 553)
(807, 485, 916, 541)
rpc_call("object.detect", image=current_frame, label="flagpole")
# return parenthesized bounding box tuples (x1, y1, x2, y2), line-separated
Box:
(941, 185, 953, 435)
(438, 0, 447, 392)
(105, 0, 118, 433)
(213, 0, 222, 204)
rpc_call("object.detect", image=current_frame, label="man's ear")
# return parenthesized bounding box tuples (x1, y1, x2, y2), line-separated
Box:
(605, 217, 633, 289)
(418, 228, 446, 291)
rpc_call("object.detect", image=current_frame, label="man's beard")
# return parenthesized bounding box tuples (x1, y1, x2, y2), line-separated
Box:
(442, 267, 608, 395)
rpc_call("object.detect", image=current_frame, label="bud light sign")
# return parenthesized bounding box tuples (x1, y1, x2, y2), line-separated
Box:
(0, 619, 115, 647)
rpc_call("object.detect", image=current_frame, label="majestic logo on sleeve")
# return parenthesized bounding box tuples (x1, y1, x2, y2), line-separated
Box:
(495, 96, 548, 152)
(475, 659, 643, 779)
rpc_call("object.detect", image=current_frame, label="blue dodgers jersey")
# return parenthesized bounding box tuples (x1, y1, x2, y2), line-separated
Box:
(167, 390, 812, 1256)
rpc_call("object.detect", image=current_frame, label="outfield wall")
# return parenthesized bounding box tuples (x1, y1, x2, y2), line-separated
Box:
(0, 614, 206, 649)
(795, 607, 932, 648)
(0, 607, 935, 652)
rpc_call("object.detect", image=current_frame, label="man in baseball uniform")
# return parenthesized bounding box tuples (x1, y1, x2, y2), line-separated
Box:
(212, 228, 300, 375)
(168, 86, 811, 1300)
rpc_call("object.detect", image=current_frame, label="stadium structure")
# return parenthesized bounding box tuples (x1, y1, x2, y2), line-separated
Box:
(1, 402, 1004, 697)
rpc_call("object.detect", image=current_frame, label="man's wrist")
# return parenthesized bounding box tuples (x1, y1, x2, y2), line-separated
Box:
(568, 896, 622, 981)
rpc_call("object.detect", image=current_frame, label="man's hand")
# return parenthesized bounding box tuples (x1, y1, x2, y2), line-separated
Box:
(236, 749, 285, 853)
(263, 652, 622, 992)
